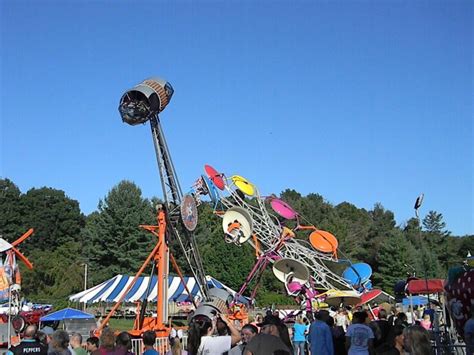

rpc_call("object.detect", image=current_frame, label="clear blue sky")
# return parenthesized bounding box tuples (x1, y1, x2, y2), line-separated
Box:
(1, 0, 472, 236)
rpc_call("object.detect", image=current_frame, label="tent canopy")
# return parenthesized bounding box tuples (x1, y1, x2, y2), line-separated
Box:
(40, 308, 95, 321)
(69, 275, 246, 304)
(407, 279, 445, 294)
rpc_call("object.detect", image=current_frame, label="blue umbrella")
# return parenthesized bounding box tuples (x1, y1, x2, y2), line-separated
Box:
(40, 307, 95, 321)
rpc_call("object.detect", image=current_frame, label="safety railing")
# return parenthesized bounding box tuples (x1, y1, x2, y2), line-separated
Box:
(131, 336, 188, 355)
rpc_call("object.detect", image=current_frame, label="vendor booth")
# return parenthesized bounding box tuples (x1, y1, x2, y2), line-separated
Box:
(40, 308, 96, 340)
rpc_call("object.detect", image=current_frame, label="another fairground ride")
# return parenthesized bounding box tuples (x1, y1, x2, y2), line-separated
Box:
(191, 165, 380, 313)
(0, 229, 52, 346)
(103, 77, 379, 337)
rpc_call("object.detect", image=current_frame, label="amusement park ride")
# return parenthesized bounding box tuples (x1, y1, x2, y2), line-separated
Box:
(2, 76, 471, 351)
(98, 78, 210, 337)
(0, 229, 52, 345)
(103, 76, 378, 338)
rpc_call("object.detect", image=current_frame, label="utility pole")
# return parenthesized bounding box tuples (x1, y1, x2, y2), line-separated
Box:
(82, 263, 88, 311)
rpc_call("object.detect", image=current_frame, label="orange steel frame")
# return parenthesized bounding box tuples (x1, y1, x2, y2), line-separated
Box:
(98, 208, 170, 337)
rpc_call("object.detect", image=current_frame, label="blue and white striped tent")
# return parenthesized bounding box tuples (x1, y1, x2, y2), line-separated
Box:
(69, 275, 238, 304)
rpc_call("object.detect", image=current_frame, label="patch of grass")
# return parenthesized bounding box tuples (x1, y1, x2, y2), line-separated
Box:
(108, 318, 135, 332)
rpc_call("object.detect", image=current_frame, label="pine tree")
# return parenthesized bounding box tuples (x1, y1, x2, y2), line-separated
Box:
(373, 232, 418, 292)
(83, 180, 156, 284)
(423, 211, 450, 236)
(0, 179, 24, 240)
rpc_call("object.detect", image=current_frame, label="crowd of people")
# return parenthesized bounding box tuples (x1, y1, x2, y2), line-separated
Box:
(6, 325, 164, 355)
(186, 306, 435, 355)
(5, 305, 441, 355)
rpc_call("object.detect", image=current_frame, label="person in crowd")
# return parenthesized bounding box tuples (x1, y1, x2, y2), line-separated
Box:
(260, 314, 293, 352)
(249, 313, 263, 333)
(374, 309, 391, 348)
(243, 315, 291, 355)
(168, 337, 187, 355)
(403, 325, 432, 355)
(368, 319, 381, 351)
(70, 333, 87, 355)
(41, 327, 55, 346)
(303, 317, 311, 355)
(375, 325, 404, 355)
(142, 331, 159, 355)
(422, 304, 435, 324)
(85, 337, 99, 354)
(308, 310, 334, 355)
(393, 313, 408, 328)
(387, 307, 398, 327)
(216, 317, 231, 336)
(335, 307, 350, 333)
(37, 331, 49, 348)
(346, 311, 374, 355)
(406, 307, 414, 325)
(465, 308, 474, 355)
(166, 329, 187, 355)
(228, 324, 258, 355)
(292, 317, 307, 355)
(116, 332, 134, 355)
(96, 317, 103, 328)
(92, 328, 116, 355)
(8, 325, 47, 355)
(49, 330, 72, 355)
(331, 316, 346, 355)
(187, 314, 240, 355)
(253, 314, 263, 326)
(420, 314, 432, 331)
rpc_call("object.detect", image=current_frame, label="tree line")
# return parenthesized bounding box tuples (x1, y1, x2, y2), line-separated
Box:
(0, 178, 472, 307)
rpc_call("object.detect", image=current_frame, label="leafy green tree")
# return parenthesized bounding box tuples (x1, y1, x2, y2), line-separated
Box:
(402, 217, 444, 278)
(373, 231, 418, 292)
(403, 218, 421, 246)
(0, 179, 25, 240)
(279, 189, 302, 206)
(334, 202, 371, 260)
(442, 236, 464, 270)
(18, 187, 85, 251)
(417, 246, 443, 278)
(21, 241, 84, 303)
(83, 181, 156, 284)
(360, 203, 397, 270)
(4, 175, 467, 308)
(458, 236, 474, 258)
